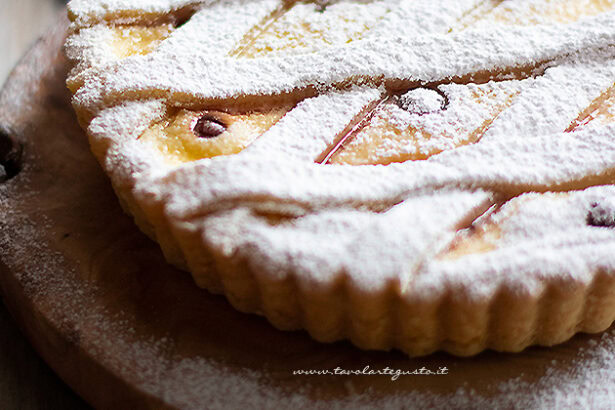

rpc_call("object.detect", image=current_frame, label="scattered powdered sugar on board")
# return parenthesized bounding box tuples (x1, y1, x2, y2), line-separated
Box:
(150, 327, 615, 409)
(4, 171, 615, 409)
(481, 331, 615, 409)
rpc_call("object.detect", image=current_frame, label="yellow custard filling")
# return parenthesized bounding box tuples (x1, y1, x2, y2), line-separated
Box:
(331, 0, 615, 166)
(137, 0, 389, 162)
(235, 1, 390, 58)
(569, 84, 615, 130)
(139, 108, 290, 165)
(441, 226, 501, 260)
(330, 82, 526, 165)
(484, 0, 615, 26)
(131, 0, 615, 165)
(110, 24, 174, 58)
(440, 193, 579, 260)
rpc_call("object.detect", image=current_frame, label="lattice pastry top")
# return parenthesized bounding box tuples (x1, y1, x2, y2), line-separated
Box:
(65, 0, 615, 356)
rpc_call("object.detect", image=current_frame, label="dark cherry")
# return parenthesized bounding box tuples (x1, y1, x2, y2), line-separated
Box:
(193, 114, 227, 139)
(587, 202, 615, 228)
(396, 87, 448, 116)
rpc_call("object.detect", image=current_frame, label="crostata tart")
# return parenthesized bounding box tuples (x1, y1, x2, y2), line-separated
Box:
(64, 0, 615, 356)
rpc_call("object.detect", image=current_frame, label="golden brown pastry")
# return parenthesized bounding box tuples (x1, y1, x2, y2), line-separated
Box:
(64, 0, 615, 356)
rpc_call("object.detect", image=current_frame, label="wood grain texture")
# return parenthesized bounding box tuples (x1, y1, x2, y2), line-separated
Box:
(1, 14, 615, 410)
(0, 1, 87, 409)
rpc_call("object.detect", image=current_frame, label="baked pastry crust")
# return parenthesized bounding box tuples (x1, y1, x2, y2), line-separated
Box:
(65, 0, 615, 356)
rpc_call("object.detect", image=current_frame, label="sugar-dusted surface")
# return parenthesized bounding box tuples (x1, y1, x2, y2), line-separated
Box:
(67, 0, 210, 26)
(245, 86, 383, 161)
(331, 79, 534, 164)
(5, 19, 615, 409)
(73, 12, 615, 113)
(67, 0, 615, 358)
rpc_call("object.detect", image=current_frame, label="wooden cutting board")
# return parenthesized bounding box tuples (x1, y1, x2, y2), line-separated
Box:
(1, 15, 615, 409)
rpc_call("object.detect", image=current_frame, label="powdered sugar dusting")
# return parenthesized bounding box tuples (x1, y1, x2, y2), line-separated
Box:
(65, 0, 615, 358)
(6, 4, 615, 408)
(73, 14, 615, 113)
(68, 0, 210, 26)
(245, 86, 383, 161)
(482, 52, 615, 141)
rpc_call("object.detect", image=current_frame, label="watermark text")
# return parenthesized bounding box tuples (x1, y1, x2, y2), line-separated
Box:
(292, 365, 448, 381)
